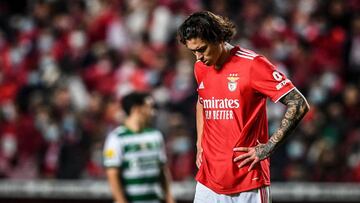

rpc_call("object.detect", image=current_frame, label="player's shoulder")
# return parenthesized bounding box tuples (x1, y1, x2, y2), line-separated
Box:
(143, 128, 164, 141)
(233, 46, 275, 67)
(194, 60, 209, 79)
(143, 127, 160, 134)
(143, 128, 163, 137)
(108, 126, 132, 138)
(233, 46, 260, 61)
(194, 60, 208, 70)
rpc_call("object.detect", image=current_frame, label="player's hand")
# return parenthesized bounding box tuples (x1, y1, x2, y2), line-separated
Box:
(196, 147, 203, 168)
(233, 142, 271, 171)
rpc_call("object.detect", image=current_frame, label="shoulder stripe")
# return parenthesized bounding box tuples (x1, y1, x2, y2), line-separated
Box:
(240, 47, 257, 55)
(237, 50, 257, 58)
(235, 53, 254, 60)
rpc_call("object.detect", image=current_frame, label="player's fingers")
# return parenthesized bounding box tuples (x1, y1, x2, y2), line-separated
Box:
(248, 157, 259, 171)
(197, 151, 202, 162)
(233, 147, 249, 152)
(196, 160, 201, 168)
(233, 153, 250, 162)
(196, 157, 201, 168)
(238, 157, 253, 168)
(196, 152, 202, 168)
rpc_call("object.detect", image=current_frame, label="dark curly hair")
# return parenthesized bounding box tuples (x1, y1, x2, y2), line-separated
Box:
(177, 11, 236, 44)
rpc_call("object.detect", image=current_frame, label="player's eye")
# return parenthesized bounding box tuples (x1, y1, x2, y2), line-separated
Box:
(197, 46, 207, 53)
(191, 46, 207, 54)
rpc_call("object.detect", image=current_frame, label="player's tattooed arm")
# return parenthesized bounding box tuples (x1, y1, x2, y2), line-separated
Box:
(233, 88, 309, 170)
(255, 88, 310, 160)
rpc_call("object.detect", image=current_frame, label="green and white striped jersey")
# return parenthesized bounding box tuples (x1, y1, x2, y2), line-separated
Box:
(103, 126, 167, 203)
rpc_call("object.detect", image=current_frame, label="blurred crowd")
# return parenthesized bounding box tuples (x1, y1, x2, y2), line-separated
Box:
(0, 0, 359, 182)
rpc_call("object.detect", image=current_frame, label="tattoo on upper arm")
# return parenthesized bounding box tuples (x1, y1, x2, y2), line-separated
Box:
(255, 89, 309, 160)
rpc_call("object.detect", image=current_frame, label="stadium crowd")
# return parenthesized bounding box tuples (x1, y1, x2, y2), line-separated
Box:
(0, 0, 359, 182)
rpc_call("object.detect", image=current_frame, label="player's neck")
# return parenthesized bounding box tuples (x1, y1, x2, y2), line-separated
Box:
(215, 42, 233, 70)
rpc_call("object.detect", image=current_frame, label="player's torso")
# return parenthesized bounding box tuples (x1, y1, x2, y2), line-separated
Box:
(194, 47, 274, 193)
(197, 54, 254, 131)
(118, 130, 164, 202)
(119, 130, 163, 176)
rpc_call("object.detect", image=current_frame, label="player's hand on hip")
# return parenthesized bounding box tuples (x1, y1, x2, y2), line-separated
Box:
(196, 147, 203, 168)
(233, 142, 269, 171)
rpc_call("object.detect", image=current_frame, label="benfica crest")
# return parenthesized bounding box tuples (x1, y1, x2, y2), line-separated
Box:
(227, 74, 239, 92)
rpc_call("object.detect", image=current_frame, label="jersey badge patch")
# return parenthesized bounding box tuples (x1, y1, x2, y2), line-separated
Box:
(227, 74, 239, 92)
(104, 149, 115, 158)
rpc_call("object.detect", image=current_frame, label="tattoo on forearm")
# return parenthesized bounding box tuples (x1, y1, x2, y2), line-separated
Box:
(255, 89, 309, 160)
(255, 142, 276, 160)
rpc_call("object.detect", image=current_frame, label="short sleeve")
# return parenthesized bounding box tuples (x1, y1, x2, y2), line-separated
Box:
(194, 64, 200, 85)
(194, 62, 207, 91)
(250, 56, 295, 102)
(103, 132, 123, 167)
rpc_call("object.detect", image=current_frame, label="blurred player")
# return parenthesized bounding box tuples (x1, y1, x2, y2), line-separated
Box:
(103, 92, 176, 203)
(177, 11, 310, 202)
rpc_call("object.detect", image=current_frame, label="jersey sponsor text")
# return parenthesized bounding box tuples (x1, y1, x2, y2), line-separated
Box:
(276, 79, 291, 90)
(205, 110, 234, 120)
(200, 97, 239, 120)
(201, 97, 240, 109)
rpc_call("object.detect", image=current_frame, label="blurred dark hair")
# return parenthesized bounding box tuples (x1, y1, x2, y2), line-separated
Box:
(121, 92, 150, 115)
(177, 11, 236, 44)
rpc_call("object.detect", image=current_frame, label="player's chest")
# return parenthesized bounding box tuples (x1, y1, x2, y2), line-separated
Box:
(198, 69, 247, 99)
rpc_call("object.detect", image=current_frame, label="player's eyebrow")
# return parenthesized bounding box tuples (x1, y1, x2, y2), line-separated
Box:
(189, 45, 207, 52)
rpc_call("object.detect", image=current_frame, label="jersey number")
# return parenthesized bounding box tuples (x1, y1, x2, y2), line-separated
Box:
(272, 71, 283, 81)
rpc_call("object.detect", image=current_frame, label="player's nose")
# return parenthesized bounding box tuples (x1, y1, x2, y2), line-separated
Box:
(195, 52, 204, 61)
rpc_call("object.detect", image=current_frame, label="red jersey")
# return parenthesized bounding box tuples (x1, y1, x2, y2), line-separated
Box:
(194, 46, 295, 194)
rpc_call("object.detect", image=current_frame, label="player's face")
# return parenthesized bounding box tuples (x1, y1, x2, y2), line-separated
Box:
(139, 97, 155, 125)
(186, 38, 222, 66)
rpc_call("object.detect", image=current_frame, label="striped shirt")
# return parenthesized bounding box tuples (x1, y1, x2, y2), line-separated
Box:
(103, 126, 167, 203)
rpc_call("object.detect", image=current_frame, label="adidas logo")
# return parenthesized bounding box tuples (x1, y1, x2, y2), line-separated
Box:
(199, 81, 205, 89)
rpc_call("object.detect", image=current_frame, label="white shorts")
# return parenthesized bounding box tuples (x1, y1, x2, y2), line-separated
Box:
(194, 182, 271, 203)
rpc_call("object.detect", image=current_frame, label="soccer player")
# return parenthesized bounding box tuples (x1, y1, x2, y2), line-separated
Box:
(103, 92, 176, 203)
(177, 11, 310, 202)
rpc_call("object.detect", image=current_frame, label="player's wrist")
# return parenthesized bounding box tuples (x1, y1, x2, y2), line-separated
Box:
(255, 141, 276, 160)
(265, 140, 276, 155)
